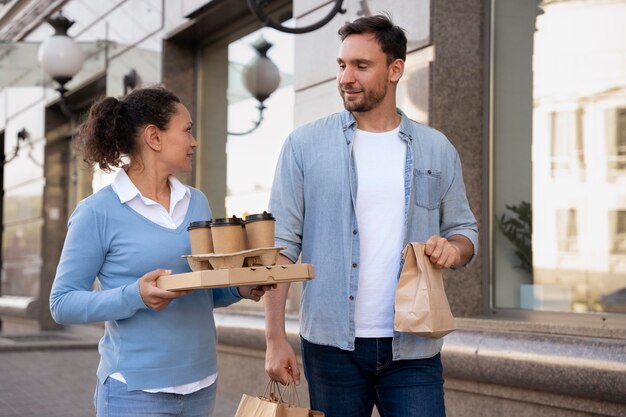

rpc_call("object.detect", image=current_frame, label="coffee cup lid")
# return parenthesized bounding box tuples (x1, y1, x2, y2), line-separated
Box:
(210, 215, 244, 227)
(187, 220, 211, 230)
(245, 211, 275, 223)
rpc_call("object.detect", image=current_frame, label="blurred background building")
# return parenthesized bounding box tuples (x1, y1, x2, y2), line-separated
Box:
(0, 0, 624, 416)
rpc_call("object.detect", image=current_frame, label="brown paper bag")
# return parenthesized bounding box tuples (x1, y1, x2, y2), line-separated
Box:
(235, 393, 281, 417)
(394, 242, 456, 339)
(234, 380, 324, 417)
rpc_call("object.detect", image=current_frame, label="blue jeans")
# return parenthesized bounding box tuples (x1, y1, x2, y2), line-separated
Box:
(94, 377, 217, 417)
(301, 337, 446, 417)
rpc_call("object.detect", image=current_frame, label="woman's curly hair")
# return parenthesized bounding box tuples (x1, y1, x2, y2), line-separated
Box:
(76, 86, 180, 172)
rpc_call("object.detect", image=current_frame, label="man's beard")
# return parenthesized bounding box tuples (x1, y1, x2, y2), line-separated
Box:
(339, 83, 387, 113)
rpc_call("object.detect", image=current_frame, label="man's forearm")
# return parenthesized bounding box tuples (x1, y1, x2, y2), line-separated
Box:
(264, 254, 294, 340)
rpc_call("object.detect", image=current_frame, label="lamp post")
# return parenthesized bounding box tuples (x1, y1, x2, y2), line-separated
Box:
(228, 37, 281, 136)
(37, 12, 84, 119)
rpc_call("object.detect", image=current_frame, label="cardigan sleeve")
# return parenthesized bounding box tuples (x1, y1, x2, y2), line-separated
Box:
(49, 201, 149, 324)
(211, 287, 243, 308)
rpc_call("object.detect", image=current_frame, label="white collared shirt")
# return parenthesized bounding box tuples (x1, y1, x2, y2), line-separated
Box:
(111, 168, 191, 229)
(109, 167, 217, 394)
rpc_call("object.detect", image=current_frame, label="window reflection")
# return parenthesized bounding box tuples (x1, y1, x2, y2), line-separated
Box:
(1, 88, 46, 298)
(607, 108, 626, 176)
(555, 209, 578, 254)
(225, 25, 294, 219)
(550, 110, 584, 179)
(611, 211, 626, 255)
(220, 23, 299, 315)
(493, 0, 626, 314)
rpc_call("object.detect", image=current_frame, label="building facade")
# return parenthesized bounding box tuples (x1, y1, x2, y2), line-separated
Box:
(0, 0, 624, 416)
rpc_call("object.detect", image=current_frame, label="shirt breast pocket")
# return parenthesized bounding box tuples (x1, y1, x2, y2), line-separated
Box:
(413, 169, 442, 210)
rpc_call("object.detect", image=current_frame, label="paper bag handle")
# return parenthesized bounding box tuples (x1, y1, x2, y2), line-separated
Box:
(262, 379, 283, 402)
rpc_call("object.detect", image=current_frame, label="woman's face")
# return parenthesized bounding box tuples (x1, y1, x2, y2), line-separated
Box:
(158, 103, 197, 173)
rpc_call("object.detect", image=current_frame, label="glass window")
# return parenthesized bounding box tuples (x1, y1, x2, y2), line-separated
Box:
(491, 0, 626, 315)
(1, 88, 46, 297)
(556, 209, 578, 253)
(611, 210, 626, 255)
(607, 107, 626, 175)
(225, 24, 294, 219)
(550, 110, 584, 179)
(210, 22, 296, 316)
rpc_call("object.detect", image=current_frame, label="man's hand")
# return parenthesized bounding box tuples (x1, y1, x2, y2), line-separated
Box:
(424, 235, 473, 268)
(139, 269, 192, 310)
(424, 236, 460, 268)
(238, 285, 276, 302)
(265, 335, 301, 385)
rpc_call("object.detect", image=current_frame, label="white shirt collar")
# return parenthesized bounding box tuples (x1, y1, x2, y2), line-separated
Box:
(168, 175, 191, 204)
(111, 167, 190, 205)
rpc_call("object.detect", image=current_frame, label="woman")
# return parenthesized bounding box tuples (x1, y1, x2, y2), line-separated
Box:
(50, 86, 271, 416)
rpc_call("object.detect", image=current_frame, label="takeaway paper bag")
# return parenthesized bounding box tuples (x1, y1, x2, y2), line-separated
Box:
(394, 242, 456, 339)
(234, 393, 281, 417)
(233, 393, 322, 417)
(234, 380, 324, 417)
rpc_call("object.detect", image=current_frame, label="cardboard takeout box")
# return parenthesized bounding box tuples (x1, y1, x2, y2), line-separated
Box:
(156, 263, 314, 291)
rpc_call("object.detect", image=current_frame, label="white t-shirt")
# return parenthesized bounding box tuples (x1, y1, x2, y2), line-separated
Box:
(109, 168, 217, 394)
(352, 127, 406, 338)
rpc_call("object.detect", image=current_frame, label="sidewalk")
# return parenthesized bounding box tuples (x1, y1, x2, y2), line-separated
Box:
(0, 330, 240, 417)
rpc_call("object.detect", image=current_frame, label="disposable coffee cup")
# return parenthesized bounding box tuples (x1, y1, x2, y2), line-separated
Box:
(244, 211, 276, 249)
(187, 221, 213, 254)
(210, 216, 245, 254)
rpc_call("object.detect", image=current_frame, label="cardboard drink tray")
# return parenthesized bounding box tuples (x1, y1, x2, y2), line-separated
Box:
(156, 263, 315, 291)
(185, 247, 285, 270)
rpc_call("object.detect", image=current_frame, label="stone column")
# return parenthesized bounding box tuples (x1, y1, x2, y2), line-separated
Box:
(430, 0, 485, 317)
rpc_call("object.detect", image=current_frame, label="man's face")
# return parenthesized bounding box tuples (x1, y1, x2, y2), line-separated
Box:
(337, 33, 391, 113)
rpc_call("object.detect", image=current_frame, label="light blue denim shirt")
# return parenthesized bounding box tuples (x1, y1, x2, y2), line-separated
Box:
(269, 109, 478, 360)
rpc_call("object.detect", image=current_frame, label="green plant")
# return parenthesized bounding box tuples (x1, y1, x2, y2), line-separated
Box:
(496, 201, 532, 273)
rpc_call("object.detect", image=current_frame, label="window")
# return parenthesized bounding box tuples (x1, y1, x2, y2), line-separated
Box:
(224, 25, 296, 315)
(612, 211, 626, 255)
(491, 0, 626, 315)
(0, 88, 45, 297)
(556, 209, 578, 253)
(550, 110, 585, 179)
(198, 18, 297, 316)
(225, 25, 294, 219)
(607, 108, 626, 173)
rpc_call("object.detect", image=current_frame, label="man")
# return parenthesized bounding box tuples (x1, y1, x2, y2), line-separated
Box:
(265, 14, 478, 417)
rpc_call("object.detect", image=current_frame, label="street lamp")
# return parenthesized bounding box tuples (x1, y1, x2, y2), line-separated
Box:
(228, 37, 281, 136)
(37, 12, 84, 119)
(247, 0, 346, 34)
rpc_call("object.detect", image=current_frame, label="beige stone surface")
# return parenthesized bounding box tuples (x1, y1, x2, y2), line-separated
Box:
(446, 378, 626, 417)
(430, 0, 485, 318)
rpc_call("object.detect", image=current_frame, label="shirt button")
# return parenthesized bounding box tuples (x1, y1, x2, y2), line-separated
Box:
(427, 169, 432, 175)
(352, 262, 357, 268)
(349, 296, 354, 300)
(353, 229, 357, 235)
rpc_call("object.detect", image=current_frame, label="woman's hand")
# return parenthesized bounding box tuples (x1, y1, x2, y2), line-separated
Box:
(139, 269, 192, 311)
(237, 284, 276, 302)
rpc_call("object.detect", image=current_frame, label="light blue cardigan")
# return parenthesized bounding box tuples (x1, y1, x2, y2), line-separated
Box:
(50, 186, 241, 391)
